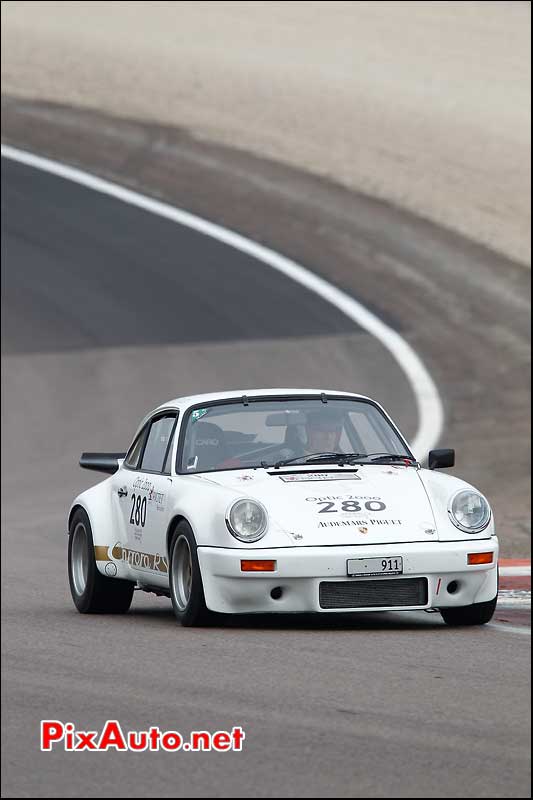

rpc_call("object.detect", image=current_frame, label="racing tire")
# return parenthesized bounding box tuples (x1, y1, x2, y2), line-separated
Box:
(440, 596, 497, 626)
(169, 521, 212, 627)
(68, 508, 134, 613)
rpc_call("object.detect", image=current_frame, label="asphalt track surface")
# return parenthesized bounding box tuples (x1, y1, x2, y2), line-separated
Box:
(1, 153, 531, 798)
(2, 97, 530, 558)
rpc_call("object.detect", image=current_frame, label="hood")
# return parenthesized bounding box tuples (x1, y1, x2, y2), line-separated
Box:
(203, 465, 439, 546)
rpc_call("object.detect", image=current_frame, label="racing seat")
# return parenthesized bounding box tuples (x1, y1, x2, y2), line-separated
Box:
(283, 422, 306, 458)
(191, 422, 229, 470)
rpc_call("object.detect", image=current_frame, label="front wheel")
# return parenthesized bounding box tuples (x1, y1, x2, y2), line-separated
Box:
(68, 508, 134, 613)
(440, 596, 497, 626)
(169, 521, 212, 626)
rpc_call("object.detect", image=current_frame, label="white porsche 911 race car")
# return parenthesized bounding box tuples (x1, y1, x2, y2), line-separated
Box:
(68, 389, 498, 627)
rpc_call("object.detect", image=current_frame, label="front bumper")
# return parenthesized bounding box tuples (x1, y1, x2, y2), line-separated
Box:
(197, 539, 499, 614)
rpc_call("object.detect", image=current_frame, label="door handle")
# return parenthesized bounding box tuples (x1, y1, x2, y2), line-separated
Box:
(117, 487, 128, 498)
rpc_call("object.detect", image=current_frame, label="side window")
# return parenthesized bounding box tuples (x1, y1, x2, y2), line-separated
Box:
(140, 415, 176, 473)
(125, 426, 148, 469)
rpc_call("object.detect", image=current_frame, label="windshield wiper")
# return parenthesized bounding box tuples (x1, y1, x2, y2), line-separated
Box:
(273, 452, 365, 469)
(364, 453, 417, 464)
(272, 452, 416, 469)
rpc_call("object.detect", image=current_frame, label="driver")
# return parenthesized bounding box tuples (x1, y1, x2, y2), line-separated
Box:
(302, 409, 344, 455)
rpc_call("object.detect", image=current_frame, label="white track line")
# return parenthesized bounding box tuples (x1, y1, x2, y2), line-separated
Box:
(497, 596, 531, 607)
(499, 566, 531, 576)
(1, 143, 444, 459)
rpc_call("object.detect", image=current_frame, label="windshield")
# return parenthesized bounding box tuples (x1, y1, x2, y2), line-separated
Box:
(179, 397, 411, 473)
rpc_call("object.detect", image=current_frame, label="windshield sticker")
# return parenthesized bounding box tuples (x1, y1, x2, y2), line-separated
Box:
(279, 472, 360, 482)
(191, 408, 209, 423)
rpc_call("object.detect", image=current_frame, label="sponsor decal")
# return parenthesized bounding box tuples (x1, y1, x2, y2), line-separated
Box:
(318, 518, 402, 528)
(133, 477, 153, 492)
(420, 521, 436, 536)
(132, 478, 166, 510)
(111, 542, 168, 573)
(95, 545, 168, 573)
(279, 472, 360, 482)
(148, 486, 165, 509)
(306, 494, 382, 501)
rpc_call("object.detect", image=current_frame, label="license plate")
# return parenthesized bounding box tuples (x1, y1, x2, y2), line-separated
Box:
(347, 556, 403, 577)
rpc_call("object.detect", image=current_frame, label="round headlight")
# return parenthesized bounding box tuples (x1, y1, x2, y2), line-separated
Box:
(227, 499, 268, 543)
(449, 490, 491, 533)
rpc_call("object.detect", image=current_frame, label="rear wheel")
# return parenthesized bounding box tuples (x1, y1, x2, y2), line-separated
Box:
(440, 596, 497, 626)
(68, 508, 134, 613)
(169, 521, 212, 626)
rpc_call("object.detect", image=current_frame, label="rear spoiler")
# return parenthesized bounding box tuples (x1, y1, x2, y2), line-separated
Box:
(79, 452, 127, 475)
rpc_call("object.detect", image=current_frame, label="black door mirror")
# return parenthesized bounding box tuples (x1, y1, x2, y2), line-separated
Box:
(80, 452, 127, 474)
(428, 449, 455, 470)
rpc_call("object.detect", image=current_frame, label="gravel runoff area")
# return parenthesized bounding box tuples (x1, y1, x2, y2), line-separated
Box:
(1, 0, 531, 266)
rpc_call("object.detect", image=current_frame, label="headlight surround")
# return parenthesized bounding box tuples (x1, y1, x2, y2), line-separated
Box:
(226, 499, 268, 543)
(448, 489, 491, 533)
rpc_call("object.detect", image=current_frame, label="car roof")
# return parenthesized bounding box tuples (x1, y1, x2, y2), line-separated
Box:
(153, 388, 372, 414)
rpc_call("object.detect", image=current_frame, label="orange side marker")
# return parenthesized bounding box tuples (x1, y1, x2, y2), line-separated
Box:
(241, 560, 277, 572)
(467, 552, 494, 565)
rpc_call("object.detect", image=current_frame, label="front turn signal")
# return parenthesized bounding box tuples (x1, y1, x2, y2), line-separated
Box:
(467, 552, 494, 565)
(241, 560, 277, 572)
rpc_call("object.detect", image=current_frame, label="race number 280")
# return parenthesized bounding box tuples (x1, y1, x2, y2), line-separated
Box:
(317, 499, 386, 513)
(129, 494, 147, 527)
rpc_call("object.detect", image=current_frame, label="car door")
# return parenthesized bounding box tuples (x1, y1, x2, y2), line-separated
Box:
(114, 412, 178, 587)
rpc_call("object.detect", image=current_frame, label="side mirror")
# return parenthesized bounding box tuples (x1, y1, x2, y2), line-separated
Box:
(428, 449, 455, 470)
(80, 452, 127, 474)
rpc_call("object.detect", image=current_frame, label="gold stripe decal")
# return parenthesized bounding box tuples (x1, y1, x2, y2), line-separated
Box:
(111, 543, 168, 574)
(94, 543, 168, 573)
